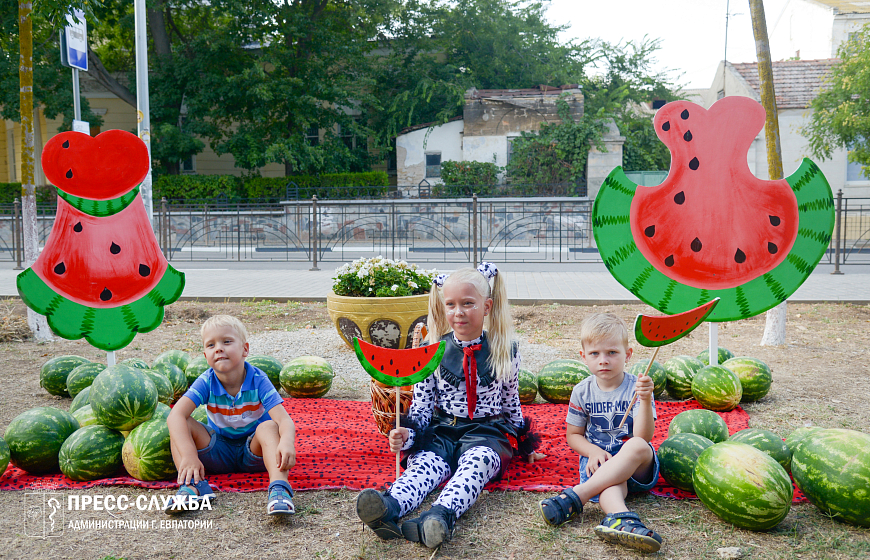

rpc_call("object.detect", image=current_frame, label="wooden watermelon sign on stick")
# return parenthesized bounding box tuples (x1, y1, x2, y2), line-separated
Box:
(617, 298, 720, 429)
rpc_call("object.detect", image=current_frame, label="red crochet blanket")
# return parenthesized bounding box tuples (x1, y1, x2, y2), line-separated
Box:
(0, 399, 807, 502)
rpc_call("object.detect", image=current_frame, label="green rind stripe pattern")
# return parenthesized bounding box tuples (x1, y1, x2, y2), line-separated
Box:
(591, 161, 834, 321)
(353, 338, 445, 387)
(634, 298, 719, 348)
(667, 409, 729, 443)
(122, 418, 177, 481)
(16, 265, 185, 351)
(4, 407, 80, 474)
(90, 365, 158, 431)
(58, 425, 125, 481)
(56, 185, 140, 217)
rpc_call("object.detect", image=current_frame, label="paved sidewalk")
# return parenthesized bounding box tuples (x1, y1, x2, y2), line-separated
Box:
(2, 263, 867, 304)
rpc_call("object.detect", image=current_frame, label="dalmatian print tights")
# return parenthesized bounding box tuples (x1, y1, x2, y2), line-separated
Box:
(389, 447, 502, 518)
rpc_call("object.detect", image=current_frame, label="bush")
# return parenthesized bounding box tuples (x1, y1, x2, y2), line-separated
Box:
(153, 175, 242, 202)
(245, 171, 390, 200)
(437, 161, 501, 197)
(332, 256, 436, 297)
(0, 183, 57, 205)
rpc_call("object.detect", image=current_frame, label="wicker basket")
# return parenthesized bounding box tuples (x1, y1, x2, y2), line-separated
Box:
(369, 323, 427, 436)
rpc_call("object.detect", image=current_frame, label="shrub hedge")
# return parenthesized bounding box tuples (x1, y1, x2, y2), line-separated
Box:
(0, 183, 58, 205)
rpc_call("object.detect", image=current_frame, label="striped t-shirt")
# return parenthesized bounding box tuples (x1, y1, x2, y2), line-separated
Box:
(184, 362, 283, 439)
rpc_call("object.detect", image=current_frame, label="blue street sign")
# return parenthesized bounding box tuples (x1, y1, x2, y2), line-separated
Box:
(60, 10, 87, 71)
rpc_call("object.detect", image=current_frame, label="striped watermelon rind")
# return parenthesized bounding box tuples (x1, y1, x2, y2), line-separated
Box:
(721, 357, 773, 402)
(785, 426, 821, 455)
(247, 355, 284, 391)
(280, 356, 335, 398)
(90, 364, 158, 431)
(152, 361, 188, 402)
(691, 365, 742, 412)
(791, 428, 870, 528)
(668, 409, 729, 443)
(518, 369, 538, 404)
(537, 359, 591, 404)
(72, 404, 100, 427)
(153, 349, 191, 373)
(40, 355, 90, 397)
(729, 428, 791, 473)
(122, 418, 177, 481)
(657, 432, 714, 492)
(59, 425, 125, 481)
(191, 404, 208, 424)
(628, 359, 667, 398)
(70, 386, 91, 414)
(142, 369, 174, 405)
(4, 407, 80, 474)
(0, 436, 9, 476)
(353, 338, 444, 387)
(693, 441, 792, 531)
(122, 358, 150, 369)
(67, 362, 107, 398)
(152, 402, 172, 421)
(664, 355, 704, 400)
(185, 355, 209, 386)
(697, 346, 736, 366)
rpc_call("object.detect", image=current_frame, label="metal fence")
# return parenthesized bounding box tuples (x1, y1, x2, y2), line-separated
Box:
(2, 192, 868, 267)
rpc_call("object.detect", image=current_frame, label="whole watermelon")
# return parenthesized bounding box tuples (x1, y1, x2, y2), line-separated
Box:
(693, 441, 792, 531)
(729, 428, 791, 472)
(664, 355, 705, 400)
(152, 402, 172, 421)
(791, 428, 870, 528)
(40, 355, 90, 397)
(66, 362, 107, 398)
(668, 409, 729, 443)
(248, 355, 283, 391)
(90, 364, 158, 431)
(185, 355, 209, 385)
(691, 365, 742, 411)
(628, 359, 666, 398)
(121, 358, 150, 369)
(69, 386, 91, 414)
(785, 426, 822, 455)
(537, 359, 590, 404)
(280, 356, 334, 398)
(153, 349, 191, 373)
(122, 418, 177, 481)
(72, 404, 100, 427)
(721, 357, 773, 402)
(59, 425, 124, 481)
(697, 347, 735, 366)
(658, 433, 714, 492)
(518, 369, 537, 404)
(4, 407, 79, 474)
(0, 436, 10, 475)
(152, 361, 188, 402)
(142, 369, 174, 405)
(191, 404, 208, 424)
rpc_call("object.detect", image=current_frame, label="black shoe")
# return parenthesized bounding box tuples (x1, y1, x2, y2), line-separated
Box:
(401, 505, 457, 548)
(356, 489, 402, 540)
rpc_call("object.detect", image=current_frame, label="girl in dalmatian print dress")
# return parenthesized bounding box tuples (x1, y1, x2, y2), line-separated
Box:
(355, 263, 543, 549)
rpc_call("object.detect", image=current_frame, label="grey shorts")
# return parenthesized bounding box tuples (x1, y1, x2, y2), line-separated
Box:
(197, 426, 266, 474)
(578, 441, 660, 503)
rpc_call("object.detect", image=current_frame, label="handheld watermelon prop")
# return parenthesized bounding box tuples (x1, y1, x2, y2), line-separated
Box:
(16, 130, 185, 351)
(617, 298, 720, 429)
(353, 325, 445, 478)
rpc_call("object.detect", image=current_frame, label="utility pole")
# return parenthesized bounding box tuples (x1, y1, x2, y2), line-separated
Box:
(134, 0, 153, 223)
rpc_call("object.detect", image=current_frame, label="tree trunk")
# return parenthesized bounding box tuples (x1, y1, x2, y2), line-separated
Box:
(18, 1, 52, 342)
(87, 46, 137, 107)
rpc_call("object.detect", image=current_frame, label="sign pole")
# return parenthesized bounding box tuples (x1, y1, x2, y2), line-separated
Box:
(72, 68, 81, 121)
(60, 9, 89, 135)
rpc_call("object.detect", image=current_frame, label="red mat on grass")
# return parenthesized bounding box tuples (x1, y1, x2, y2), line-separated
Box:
(0, 399, 807, 502)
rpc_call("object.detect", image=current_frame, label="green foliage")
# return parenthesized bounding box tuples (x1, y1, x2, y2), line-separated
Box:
(803, 26, 870, 177)
(332, 256, 436, 297)
(150, 124, 205, 176)
(621, 112, 671, 172)
(152, 175, 242, 202)
(439, 161, 501, 195)
(0, 183, 56, 204)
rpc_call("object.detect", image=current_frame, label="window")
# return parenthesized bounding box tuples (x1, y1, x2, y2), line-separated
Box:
(305, 126, 320, 147)
(181, 154, 196, 174)
(425, 153, 441, 178)
(651, 99, 667, 110)
(717, 89, 725, 100)
(846, 143, 869, 183)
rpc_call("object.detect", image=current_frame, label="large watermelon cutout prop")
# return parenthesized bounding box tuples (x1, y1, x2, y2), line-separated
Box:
(16, 130, 185, 351)
(593, 97, 834, 322)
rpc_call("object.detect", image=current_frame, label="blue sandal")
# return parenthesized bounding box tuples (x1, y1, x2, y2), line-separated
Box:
(164, 479, 215, 515)
(267, 481, 295, 515)
(539, 487, 583, 526)
(594, 511, 662, 553)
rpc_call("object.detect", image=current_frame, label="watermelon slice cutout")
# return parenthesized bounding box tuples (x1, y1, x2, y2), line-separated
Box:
(634, 298, 719, 348)
(353, 337, 445, 387)
(592, 97, 834, 322)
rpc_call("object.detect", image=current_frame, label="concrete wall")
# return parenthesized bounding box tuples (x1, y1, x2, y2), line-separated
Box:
(585, 119, 625, 200)
(462, 93, 582, 137)
(395, 119, 464, 186)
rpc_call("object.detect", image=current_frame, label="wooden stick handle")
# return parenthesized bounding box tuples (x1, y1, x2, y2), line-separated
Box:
(396, 322, 426, 479)
(617, 346, 660, 429)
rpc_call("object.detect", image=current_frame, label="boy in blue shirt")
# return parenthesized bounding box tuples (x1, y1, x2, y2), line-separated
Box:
(166, 315, 297, 515)
(539, 313, 662, 552)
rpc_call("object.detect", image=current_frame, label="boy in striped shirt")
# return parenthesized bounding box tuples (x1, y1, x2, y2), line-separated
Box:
(166, 315, 297, 515)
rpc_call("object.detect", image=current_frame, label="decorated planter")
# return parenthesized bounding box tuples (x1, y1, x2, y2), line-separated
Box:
(326, 291, 429, 350)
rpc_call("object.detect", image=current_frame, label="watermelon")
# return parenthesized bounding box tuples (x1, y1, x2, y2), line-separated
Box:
(697, 346, 735, 366)
(657, 433, 714, 492)
(152, 361, 188, 402)
(191, 404, 208, 424)
(721, 357, 773, 402)
(142, 368, 174, 405)
(66, 362, 107, 397)
(58, 425, 124, 481)
(90, 364, 158, 431)
(70, 385, 91, 414)
(537, 359, 591, 404)
(785, 426, 821, 455)
(122, 358, 150, 369)
(353, 338, 445, 387)
(518, 369, 537, 404)
(0, 436, 9, 476)
(668, 409, 729, 443)
(185, 355, 209, 385)
(693, 441, 792, 531)
(280, 356, 335, 398)
(691, 365, 742, 411)
(122, 418, 177, 481)
(152, 402, 172, 421)
(247, 355, 284, 391)
(729, 428, 791, 473)
(663, 355, 704, 400)
(40, 355, 90, 397)
(4, 407, 79, 474)
(633, 298, 719, 347)
(153, 349, 191, 372)
(628, 359, 666, 398)
(72, 405, 100, 427)
(592, 97, 834, 323)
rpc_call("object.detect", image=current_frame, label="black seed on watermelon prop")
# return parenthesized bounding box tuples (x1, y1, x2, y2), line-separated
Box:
(99, 288, 112, 301)
(768, 242, 778, 254)
(54, 262, 66, 275)
(735, 249, 747, 263)
(683, 130, 693, 142)
(681, 109, 690, 119)
(73, 222, 82, 232)
(674, 191, 685, 205)
(110, 242, 121, 255)
(662, 121, 670, 131)
(62, 140, 69, 148)
(138, 264, 151, 277)
(664, 255, 675, 267)
(66, 169, 73, 178)
(769, 215, 781, 226)
(644, 225, 655, 237)
(691, 238, 702, 252)
(689, 157, 700, 170)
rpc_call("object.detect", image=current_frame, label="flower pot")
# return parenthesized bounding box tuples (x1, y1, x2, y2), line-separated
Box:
(326, 291, 430, 350)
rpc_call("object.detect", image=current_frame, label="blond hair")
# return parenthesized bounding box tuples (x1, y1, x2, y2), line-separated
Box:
(200, 314, 249, 345)
(579, 313, 629, 350)
(426, 267, 514, 381)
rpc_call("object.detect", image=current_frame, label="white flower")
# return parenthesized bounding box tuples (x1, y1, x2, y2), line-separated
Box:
(409, 281, 418, 289)
(459, 66, 467, 73)
(391, 284, 399, 291)
(357, 268, 368, 278)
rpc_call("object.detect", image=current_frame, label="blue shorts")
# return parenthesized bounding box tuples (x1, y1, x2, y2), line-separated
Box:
(578, 441, 660, 503)
(197, 426, 266, 474)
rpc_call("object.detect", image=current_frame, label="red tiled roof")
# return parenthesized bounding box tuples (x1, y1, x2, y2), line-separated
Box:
(730, 59, 839, 108)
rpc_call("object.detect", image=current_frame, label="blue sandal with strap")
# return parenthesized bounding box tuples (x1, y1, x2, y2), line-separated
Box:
(539, 487, 583, 526)
(267, 481, 295, 515)
(594, 511, 662, 553)
(164, 479, 215, 515)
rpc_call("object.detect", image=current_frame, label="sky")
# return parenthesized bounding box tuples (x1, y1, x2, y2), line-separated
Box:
(548, 0, 791, 90)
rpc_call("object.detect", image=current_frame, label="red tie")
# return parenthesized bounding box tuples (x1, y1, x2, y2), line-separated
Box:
(462, 344, 483, 419)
